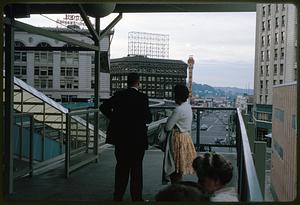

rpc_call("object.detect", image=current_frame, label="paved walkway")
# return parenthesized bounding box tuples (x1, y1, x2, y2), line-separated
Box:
(10, 147, 238, 202)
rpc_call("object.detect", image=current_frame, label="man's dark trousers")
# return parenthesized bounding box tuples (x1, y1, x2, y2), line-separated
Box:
(113, 145, 145, 201)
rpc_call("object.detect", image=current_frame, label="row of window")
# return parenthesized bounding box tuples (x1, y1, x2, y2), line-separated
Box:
(256, 111, 272, 121)
(262, 15, 285, 31)
(61, 67, 79, 76)
(259, 79, 284, 92)
(260, 64, 284, 76)
(34, 52, 53, 63)
(262, 4, 286, 17)
(60, 79, 79, 89)
(260, 48, 285, 61)
(261, 31, 285, 46)
(34, 78, 53, 89)
(16, 50, 79, 65)
(14, 52, 27, 62)
(34, 66, 53, 76)
(111, 75, 185, 83)
(14, 66, 27, 75)
(111, 82, 174, 90)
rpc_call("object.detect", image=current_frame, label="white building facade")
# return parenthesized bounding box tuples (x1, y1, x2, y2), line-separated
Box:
(12, 26, 112, 102)
(253, 3, 297, 142)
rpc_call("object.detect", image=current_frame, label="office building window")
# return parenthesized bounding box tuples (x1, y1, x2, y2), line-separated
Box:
(266, 66, 269, 76)
(275, 17, 279, 28)
(259, 95, 263, 104)
(267, 19, 271, 30)
(274, 48, 278, 60)
(48, 80, 53, 88)
(280, 48, 284, 59)
(282, 15, 286, 26)
(262, 6, 266, 16)
(275, 33, 279, 44)
(267, 5, 271, 15)
(262, 21, 265, 31)
(261, 36, 265, 46)
(261, 51, 264, 61)
(275, 4, 279, 12)
(273, 80, 277, 85)
(14, 52, 27, 62)
(280, 64, 284, 75)
(274, 64, 278, 75)
(265, 95, 268, 103)
(281, 31, 285, 43)
(260, 66, 264, 76)
(34, 79, 39, 87)
(14, 66, 27, 76)
(292, 114, 297, 130)
(267, 35, 271, 46)
(266, 50, 270, 61)
(279, 79, 283, 84)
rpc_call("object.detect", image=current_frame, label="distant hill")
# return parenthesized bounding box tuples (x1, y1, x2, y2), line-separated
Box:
(192, 82, 225, 97)
(192, 82, 253, 97)
(214, 86, 254, 95)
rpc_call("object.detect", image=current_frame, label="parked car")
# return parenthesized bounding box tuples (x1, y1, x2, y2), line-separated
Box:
(200, 124, 208, 131)
(214, 137, 226, 144)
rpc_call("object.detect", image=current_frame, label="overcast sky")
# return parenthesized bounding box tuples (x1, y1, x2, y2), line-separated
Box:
(19, 12, 256, 89)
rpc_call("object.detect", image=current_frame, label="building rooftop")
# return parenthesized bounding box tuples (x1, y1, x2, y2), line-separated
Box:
(111, 55, 187, 66)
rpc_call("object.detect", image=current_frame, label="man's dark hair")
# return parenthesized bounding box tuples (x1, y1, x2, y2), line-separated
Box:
(155, 184, 209, 201)
(174, 84, 189, 104)
(127, 72, 140, 87)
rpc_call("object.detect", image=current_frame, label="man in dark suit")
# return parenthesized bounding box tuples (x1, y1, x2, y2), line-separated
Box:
(99, 73, 152, 201)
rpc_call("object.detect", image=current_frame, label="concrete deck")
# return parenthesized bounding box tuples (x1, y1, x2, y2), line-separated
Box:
(10, 146, 239, 202)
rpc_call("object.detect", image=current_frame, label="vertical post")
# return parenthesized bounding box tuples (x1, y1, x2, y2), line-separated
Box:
(60, 113, 64, 154)
(76, 122, 78, 149)
(42, 102, 45, 161)
(19, 90, 23, 159)
(65, 113, 70, 178)
(86, 112, 90, 153)
(4, 7, 15, 195)
(196, 109, 200, 151)
(94, 17, 100, 160)
(29, 115, 34, 177)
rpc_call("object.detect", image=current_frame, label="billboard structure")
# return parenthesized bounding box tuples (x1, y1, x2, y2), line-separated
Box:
(128, 31, 169, 59)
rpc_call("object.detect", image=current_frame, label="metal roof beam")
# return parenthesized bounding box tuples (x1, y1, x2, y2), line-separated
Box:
(4, 18, 100, 51)
(78, 4, 99, 42)
(100, 13, 122, 40)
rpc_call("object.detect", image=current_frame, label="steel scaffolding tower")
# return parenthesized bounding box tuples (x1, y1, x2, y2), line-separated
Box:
(128, 31, 169, 59)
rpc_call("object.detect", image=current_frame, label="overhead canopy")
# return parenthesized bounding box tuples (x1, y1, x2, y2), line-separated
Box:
(7, 2, 256, 19)
(113, 3, 256, 12)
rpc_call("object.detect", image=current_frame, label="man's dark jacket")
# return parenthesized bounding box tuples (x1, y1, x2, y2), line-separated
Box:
(100, 88, 152, 149)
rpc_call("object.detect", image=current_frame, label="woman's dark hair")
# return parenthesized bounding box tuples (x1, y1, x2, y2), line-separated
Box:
(174, 84, 189, 104)
(155, 183, 209, 201)
(192, 152, 233, 185)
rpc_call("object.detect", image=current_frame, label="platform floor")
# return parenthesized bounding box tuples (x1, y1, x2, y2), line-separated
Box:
(10, 147, 240, 202)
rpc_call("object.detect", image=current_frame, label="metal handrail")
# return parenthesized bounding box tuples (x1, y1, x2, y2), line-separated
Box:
(65, 108, 100, 178)
(13, 112, 34, 178)
(236, 108, 264, 201)
(149, 106, 264, 201)
(149, 106, 236, 150)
